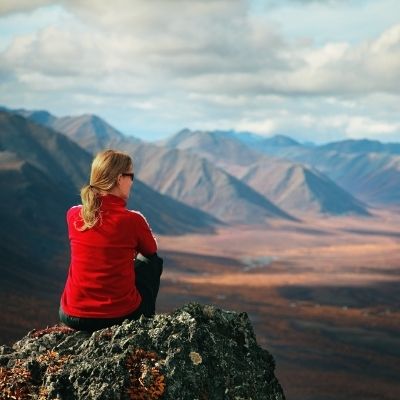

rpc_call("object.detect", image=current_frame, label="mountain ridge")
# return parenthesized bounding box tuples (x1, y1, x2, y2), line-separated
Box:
(117, 142, 297, 223)
(0, 110, 218, 235)
(6, 105, 399, 210)
(25, 111, 296, 224)
(162, 129, 370, 216)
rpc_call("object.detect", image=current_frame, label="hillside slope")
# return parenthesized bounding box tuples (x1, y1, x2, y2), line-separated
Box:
(29, 113, 295, 224)
(163, 129, 370, 216)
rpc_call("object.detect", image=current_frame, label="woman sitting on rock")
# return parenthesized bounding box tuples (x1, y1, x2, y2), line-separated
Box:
(59, 149, 163, 332)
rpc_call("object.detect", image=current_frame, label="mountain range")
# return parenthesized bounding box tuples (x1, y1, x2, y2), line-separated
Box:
(159, 129, 370, 215)
(16, 110, 139, 154)
(1, 104, 399, 342)
(250, 140, 400, 206)
(186, 128, 400, 208)
(2, 106, 399, 259)
(5, 105, 398, 218)
(15, 110, 297, 223)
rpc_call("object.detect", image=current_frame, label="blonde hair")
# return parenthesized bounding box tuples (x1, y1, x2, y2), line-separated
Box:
(77, 149, 133, 231)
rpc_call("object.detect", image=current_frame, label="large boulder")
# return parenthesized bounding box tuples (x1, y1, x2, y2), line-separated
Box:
(0, 303, 285, 399)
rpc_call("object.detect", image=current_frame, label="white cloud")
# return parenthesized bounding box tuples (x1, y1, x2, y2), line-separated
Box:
(0, 0, 399, 142)
(3, 2, 400, 97)
(269, 24, 400, 96)
(236, 118, 278, 135)
(0, 0, 54, 16)
(345, 116, 400, 138)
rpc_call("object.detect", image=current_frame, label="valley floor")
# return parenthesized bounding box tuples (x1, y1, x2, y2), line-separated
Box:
(158, 209, 400, 400)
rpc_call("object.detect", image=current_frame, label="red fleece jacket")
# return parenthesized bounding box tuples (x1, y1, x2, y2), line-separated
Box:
(61, 194, 157, 318)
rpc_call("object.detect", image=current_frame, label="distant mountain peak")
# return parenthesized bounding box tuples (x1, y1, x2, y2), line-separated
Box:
(177, 128, 191, 134)
(75, 113, 108, 123)
(62, 113, 116, 128)
(5, 107, 142, 153)
(320, 138, 400, 154)
(12, 108, 58, 126)
(24, 109, 53, 118)
(263, 135, 300, 147)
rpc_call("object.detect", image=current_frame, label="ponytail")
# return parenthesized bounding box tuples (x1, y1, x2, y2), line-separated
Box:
(77, 184, 102, 231)
(76, 149, 133, 231)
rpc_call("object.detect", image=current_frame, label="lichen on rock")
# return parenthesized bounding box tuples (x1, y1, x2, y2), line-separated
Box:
(0, 303, 285, 400)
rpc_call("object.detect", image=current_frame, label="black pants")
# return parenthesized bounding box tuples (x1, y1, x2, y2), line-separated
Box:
(59, 253, 163, 332)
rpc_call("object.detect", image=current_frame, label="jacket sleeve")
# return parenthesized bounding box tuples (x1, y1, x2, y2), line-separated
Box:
(133, 212, 158, 256)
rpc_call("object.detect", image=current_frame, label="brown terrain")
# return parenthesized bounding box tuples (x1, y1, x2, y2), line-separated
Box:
(157, 209, 400, 400)
(1, 208, 399, 399)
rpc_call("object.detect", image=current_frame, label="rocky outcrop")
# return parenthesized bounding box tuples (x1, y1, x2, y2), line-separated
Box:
(0, 303, 285, 400)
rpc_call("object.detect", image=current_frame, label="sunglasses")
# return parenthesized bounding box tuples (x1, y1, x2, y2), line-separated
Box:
(122, 173, 135, 181)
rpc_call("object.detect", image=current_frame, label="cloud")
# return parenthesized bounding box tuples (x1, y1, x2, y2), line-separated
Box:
(3, 1, 399, 98)
(279, 0, 348, 3)
(226, 112, 400, 143)
(0, 0, 54, 16)
(302, 24, 400, 95)
(345, 117, 400, 138)
(1, 1, 284, 96)
(0, 0, 399, 142)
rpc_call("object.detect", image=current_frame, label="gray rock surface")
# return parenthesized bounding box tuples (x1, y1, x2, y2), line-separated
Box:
(0, 303, 285, 400)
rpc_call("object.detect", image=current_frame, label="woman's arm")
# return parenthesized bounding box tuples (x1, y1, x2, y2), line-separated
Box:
(133, 212, 158, 256)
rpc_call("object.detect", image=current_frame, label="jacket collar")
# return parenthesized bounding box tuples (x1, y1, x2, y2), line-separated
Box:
(100, 194, 127, 209)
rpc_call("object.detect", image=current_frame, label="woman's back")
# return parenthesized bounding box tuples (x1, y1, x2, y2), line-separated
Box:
(62, 194, 157, 319)
(60, 150, 162, 331)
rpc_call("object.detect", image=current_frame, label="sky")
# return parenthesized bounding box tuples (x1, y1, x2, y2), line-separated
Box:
(0, 0, 399, 143)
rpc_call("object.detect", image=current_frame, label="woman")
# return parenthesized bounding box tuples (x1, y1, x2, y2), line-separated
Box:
(59, 149, 163, 332)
